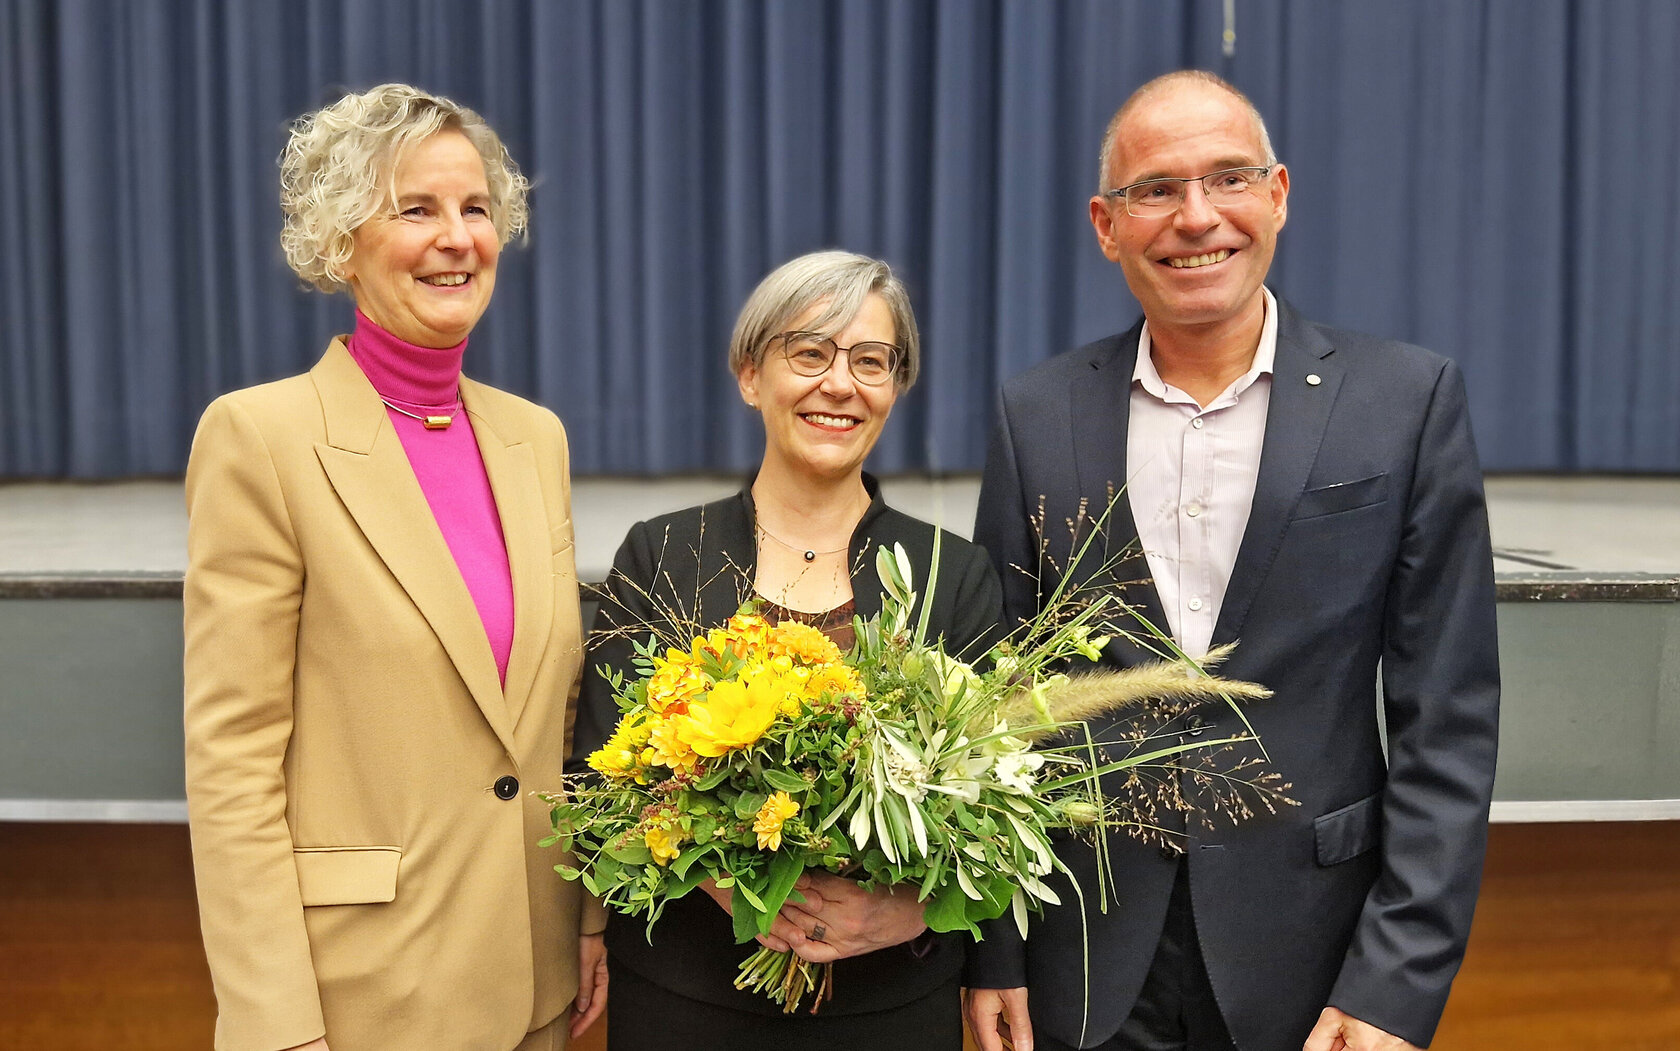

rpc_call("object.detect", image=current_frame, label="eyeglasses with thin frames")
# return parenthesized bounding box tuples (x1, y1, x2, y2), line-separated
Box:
(1104, 166, 1275, 218)
(773, 333, 902, 387)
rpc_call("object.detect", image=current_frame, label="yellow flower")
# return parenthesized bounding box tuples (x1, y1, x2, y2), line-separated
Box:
(675, 676, 781, 757)
(646, 648, 710, 714)
(587, 712, 654, 779)
(808, 663, 866, 703)
(700, 613, 772, 662)
(753, 791, 801, 851)
(644, 826, 683, 866)
(645, 715, 699, 772)
(770, 621, 844, 666)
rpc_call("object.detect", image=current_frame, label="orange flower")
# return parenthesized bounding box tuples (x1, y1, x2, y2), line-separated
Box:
(770, 621, 844, 666)
(647, 648, 710, 714)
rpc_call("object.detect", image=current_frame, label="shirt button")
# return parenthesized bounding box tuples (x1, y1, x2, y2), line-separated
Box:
(493, 775, 520, 800)
(1187, 597, 1204, 612)
(1191, 418, 1205, 429)
(1185, 504, 1202, 517)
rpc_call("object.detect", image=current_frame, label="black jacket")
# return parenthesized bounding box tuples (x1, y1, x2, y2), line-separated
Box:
(971, 302, 1500, 1050)
(571, 475, 1004, 1016)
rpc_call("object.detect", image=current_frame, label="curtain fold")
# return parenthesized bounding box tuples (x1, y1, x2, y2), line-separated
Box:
(2, 0, 1676, 477)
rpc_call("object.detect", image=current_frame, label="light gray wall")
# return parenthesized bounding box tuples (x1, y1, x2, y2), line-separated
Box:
(2, 596, 1676, 818)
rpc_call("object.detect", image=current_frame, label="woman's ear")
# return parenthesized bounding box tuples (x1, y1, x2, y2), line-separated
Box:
(737, 363, 759, 409)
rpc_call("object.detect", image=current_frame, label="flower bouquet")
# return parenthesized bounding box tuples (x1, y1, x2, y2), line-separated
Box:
(544, 536, 1281, 1013)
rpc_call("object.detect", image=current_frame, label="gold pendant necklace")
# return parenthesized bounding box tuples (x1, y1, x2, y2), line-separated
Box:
(381, 396, 460, 430)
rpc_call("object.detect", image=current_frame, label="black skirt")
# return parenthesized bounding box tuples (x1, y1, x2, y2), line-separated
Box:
(606, 960, 963, 1051)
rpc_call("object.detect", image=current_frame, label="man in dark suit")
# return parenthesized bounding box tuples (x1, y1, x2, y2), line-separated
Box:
(964, 71, 1500, 1051)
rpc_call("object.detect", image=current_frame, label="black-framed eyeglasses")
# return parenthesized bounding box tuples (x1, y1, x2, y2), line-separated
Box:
(1104, 166, 1274, 218)
(773, 332, 902, 387)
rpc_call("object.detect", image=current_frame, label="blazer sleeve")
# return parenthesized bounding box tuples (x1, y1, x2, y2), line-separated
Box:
(182, 397, 326, 1049)
(974, 387, 1043, 636)
(963, 391, 1034, 990)
(939, 541, 1007, 660)
(568, 520, 661, 775)
(1329, 359, 1501, 1046)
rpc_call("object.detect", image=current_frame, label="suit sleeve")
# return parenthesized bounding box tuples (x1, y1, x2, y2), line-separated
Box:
(182, 397, 326, 1050)
(964, 389, 1034, 989)
(541, 409, 611, 939)
(974, 387, 1043, 636)
(942, 542, 1007, 660)
(1329, 359, 1501, 1046)
(567, 521, 660, 775)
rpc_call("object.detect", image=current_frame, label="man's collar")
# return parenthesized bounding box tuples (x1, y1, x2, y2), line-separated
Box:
(1134, 286, 1279, 398)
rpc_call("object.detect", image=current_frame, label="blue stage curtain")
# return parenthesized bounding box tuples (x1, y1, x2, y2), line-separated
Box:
(2, 0, 1676, 477)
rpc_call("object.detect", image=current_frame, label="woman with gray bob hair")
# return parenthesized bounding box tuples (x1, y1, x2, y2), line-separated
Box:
(727, 249, 921, 391)
(575, 249, 1001, 1049)
(185, 83, 604, 1051)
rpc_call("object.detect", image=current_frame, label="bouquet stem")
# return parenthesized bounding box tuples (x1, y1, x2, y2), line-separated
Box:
(733, 946, 834, 1014)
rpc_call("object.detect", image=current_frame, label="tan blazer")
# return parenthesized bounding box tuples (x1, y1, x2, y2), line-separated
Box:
(184, 339, 604, 1051)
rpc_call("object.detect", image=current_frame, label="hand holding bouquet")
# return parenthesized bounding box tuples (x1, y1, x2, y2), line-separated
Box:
(545, 538, 1280, 1012)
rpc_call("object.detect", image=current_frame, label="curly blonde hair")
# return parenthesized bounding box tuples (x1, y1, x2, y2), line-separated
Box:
(279, 83, 530, 292)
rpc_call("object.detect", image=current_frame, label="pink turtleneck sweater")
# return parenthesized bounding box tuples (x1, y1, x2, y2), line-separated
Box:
(347, 311, 514, 685)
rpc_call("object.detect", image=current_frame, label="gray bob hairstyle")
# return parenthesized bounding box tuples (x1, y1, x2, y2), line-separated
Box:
(279, 82, 530, 292)
(727, 250, 921, 391)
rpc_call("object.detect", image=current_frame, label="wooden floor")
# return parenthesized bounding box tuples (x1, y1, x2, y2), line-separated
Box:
(2, 822, 1676, 1050)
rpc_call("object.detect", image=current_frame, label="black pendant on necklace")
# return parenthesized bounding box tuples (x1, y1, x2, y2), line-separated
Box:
(803, 550, 816, 562)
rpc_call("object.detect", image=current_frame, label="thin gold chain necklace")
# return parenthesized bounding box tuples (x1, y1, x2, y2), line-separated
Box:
(380, 394, 461, 430)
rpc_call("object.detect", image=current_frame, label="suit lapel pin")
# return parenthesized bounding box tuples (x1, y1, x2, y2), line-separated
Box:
(1306, 374, 1322, 386)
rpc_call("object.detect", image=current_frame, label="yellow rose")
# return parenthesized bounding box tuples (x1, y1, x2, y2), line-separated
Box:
(647, 648, 710, 713)
(587, 712, 654, 779)
(646, 715, 699, 771)
(675, 677, 781, 757)
(753, 791, 801, 851)
(644, 826, 683, 866)
(808, 663, 866, 703)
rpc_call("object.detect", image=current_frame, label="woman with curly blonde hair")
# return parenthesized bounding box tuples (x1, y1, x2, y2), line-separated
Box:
(184, 83, 604, 1051)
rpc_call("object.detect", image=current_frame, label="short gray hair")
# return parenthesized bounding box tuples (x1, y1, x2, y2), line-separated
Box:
(1096, 70, 1278, 193)
(728, 250, 921, 391)
(279, 83, 530, 293)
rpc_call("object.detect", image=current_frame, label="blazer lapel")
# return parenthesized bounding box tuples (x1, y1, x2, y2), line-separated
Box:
(1213, 303, 1342, 647)
(1070, 328, 1173, 664)
(464, 379, 554, 730)
(309, 340, 517, 753)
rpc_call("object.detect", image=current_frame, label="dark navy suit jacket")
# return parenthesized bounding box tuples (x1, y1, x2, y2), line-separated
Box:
(969, 299, 1500, 1051)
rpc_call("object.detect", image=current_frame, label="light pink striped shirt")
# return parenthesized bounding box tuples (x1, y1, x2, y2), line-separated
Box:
(1126, 287, 1278, 659)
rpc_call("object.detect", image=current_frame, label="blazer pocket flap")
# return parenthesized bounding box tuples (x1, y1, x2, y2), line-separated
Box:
(1313, 792, 1382, 866)
(294, 846, 402, 907)
(1295, 473, 1389, 521)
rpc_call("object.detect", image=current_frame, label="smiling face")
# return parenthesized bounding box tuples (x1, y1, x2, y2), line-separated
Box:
(1090, 81, 1288, 341)
(737, 292, 899, 485)
(343, 130, 499, 347)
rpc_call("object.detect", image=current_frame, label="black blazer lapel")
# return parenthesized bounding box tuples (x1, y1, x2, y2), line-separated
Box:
(1070, 327, 1172, 664)
(1213, 302, 1342, 647)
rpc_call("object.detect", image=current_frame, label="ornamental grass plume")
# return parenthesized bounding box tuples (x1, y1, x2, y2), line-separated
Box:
(995, 646, 1274, 744)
